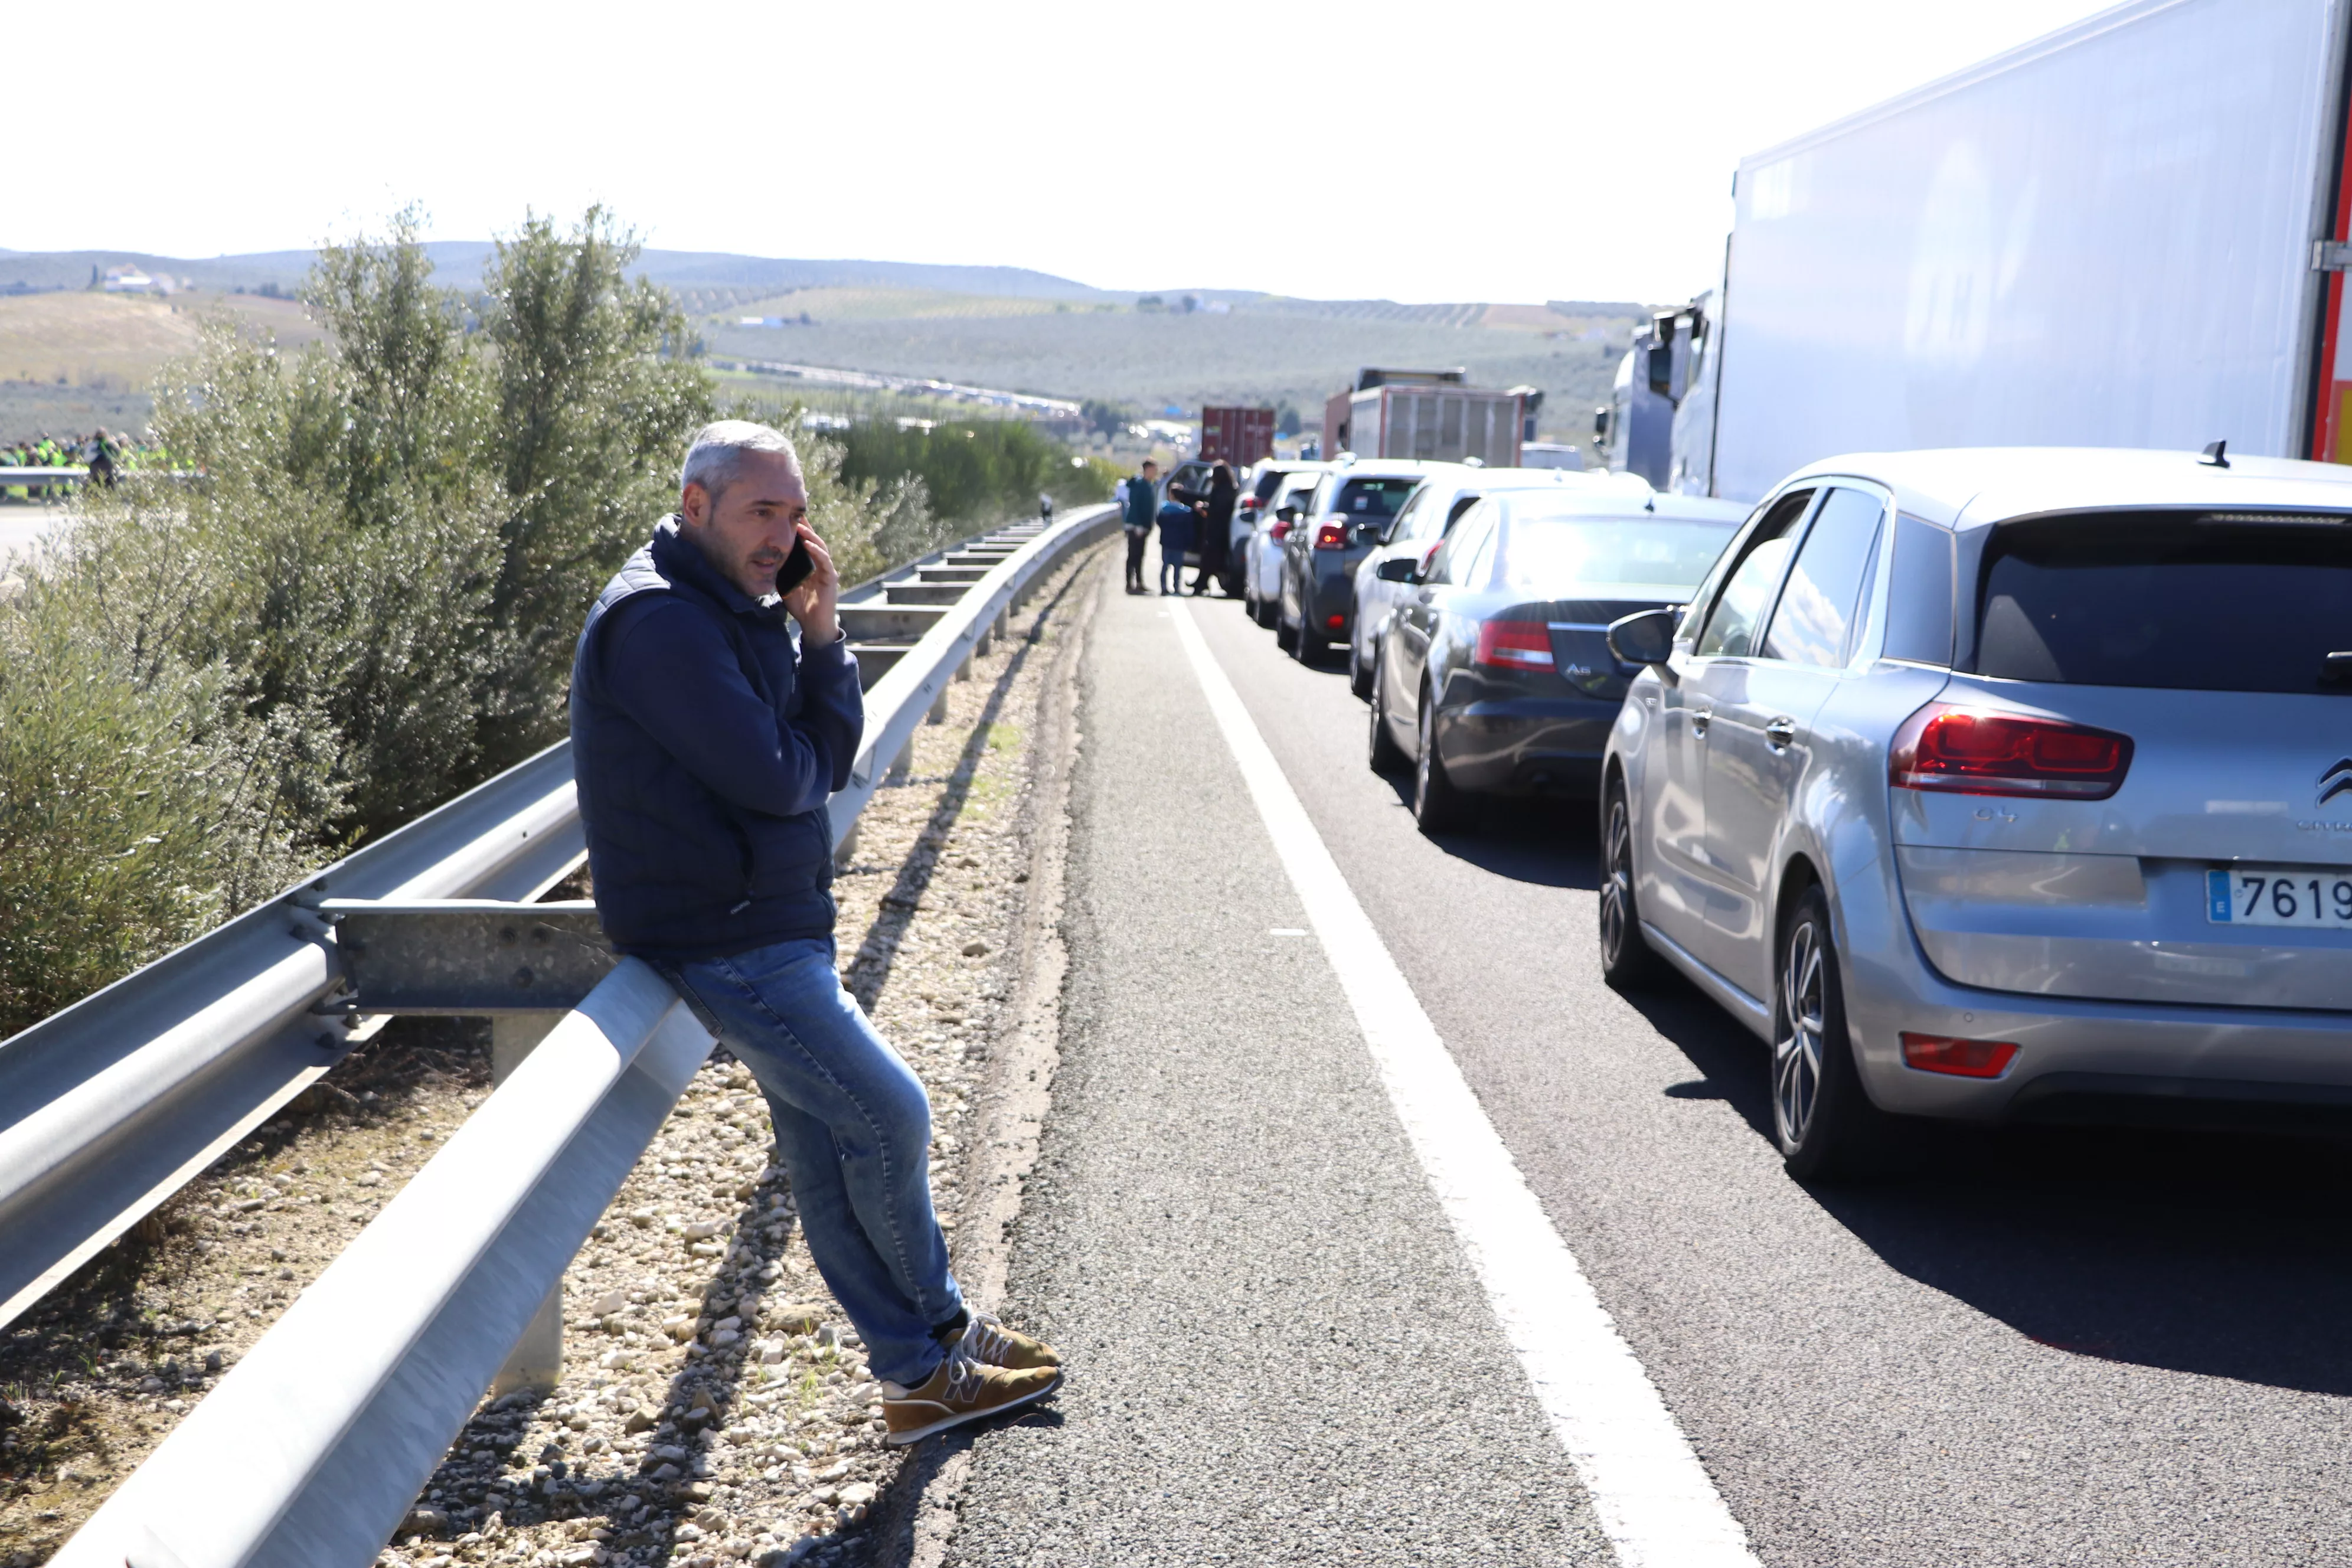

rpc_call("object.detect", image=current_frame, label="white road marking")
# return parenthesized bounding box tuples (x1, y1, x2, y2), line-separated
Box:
(1170, 599, 1760, 1568)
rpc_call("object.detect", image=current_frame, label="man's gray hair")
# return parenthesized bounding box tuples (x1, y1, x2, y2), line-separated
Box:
(680, 420, 801, 504)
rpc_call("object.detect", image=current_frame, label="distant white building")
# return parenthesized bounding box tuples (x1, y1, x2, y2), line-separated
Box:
(101, 265, 174, 296)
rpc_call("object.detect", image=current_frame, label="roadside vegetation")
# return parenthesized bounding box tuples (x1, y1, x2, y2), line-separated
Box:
(0, 208, 1082, 1040)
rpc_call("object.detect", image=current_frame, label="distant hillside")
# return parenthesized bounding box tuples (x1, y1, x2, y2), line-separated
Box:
(0, 244, 1115, 302)
(0, 243, 1651, 448)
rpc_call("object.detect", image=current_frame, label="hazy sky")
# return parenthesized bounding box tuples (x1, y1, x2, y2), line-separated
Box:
(15, 0, 2116, 304)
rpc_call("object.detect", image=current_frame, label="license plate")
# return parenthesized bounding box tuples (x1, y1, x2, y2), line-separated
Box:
(2207, 865, 2352, 929)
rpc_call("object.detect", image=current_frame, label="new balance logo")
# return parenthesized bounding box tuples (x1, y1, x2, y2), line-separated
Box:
(2321, 758, 2352, 808)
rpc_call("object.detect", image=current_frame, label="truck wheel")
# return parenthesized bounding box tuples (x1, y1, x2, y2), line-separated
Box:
(1598, 782, 1671, 991)
(1772, 884, 1891, 1182)
(1413, 687, 1468, 834)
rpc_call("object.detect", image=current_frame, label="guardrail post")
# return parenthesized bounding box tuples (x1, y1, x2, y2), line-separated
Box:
(928, 687, 950, 724)
(489, 1015, 564, 1395)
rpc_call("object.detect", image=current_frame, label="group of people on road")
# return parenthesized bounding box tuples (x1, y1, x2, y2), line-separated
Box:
(1117, 457, 1239, 596)
(1, 427, 154, 498)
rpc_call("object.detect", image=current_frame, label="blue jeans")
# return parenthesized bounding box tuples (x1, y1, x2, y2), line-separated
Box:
(654, 937, 962, 1387)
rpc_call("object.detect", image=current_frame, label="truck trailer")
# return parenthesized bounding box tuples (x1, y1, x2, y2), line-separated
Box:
(1322, 368, 1525, 466)
(1673, 0, 2352, 502)
(1198, 406, 1276, 466)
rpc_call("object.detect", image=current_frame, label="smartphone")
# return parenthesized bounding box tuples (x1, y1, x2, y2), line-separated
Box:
(774, 534, 815, 596)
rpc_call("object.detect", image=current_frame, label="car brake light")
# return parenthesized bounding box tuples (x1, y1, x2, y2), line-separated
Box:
(1314, 522, 1347, 550)
(1889, 703, 2132, 800)
(1901, 1032, 2020, 1078)
(1326, 613, 1344, 629)
(1269, 520, 1291, 542)
(1240, 496, 1262, 512)
(1474, 619, 1555, 670)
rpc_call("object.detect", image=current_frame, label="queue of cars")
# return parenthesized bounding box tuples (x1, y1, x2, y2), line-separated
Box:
(1222, 444, 2352, 1180)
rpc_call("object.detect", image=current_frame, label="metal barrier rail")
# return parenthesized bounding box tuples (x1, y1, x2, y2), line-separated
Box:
(44, 501, 1116, 1567)
(0, 465, 90, 485)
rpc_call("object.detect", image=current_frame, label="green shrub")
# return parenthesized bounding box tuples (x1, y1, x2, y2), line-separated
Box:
(0, 208, 1036, 1040)
(837, 419, 1110, 524)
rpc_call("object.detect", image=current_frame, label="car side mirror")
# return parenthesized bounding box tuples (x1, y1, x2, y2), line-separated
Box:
(1606, 607, 1679, 670)
(1375, 556, 1419, 583)
(1275, 505, 1299, 522)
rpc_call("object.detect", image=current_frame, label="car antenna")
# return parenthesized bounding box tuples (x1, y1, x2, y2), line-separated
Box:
(2200, 439, 2230, 468)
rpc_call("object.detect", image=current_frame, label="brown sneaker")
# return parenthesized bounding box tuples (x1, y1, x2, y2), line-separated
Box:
(881, 1352, 1060, 1446)
(960, 1309, 1060, 1370)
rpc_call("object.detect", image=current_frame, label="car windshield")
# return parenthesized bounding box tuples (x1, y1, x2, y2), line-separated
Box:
(1329, 477, 1419, 518)
(1976, 513, 2352, 692)
(1492, 512, 1740, 596)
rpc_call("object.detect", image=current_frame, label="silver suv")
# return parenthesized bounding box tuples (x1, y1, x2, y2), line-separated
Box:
(1599, 447, 2352, 1178)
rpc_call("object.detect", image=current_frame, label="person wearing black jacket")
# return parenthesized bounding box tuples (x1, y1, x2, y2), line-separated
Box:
(1170, 460, 1238, 594)
(571, 422, 1061, 1446)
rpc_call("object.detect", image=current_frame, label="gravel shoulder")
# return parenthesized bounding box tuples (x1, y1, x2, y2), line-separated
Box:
(0, 543, 1106, 1568)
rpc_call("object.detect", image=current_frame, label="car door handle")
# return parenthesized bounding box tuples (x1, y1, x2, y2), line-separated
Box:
(1764, 716, 1796, 750)
(1690, 707, 1711, 737)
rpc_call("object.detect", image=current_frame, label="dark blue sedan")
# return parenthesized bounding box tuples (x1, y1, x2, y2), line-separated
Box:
(1367, 489, 1748, 831)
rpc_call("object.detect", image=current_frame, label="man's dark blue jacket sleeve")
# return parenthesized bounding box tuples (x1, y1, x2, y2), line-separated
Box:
(600, 598, 861, 816)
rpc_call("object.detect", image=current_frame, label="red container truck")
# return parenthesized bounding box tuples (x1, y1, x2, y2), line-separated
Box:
(1199, 406, 1276, 465)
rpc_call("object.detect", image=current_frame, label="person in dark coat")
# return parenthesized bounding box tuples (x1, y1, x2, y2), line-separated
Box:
(1156, 495, 1198, 594)
(1120, 459, 1158, 593)
(1188, 461, 1240, 594)
(570, 420, 1061, 1445)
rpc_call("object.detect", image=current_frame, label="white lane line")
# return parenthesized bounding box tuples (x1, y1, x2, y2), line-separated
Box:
(1168, 600, 1759, 1568)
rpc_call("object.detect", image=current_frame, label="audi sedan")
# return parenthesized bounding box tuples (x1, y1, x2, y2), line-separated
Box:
(1366, 488, 1745, 830)
(1598, 447, 2352, 1180)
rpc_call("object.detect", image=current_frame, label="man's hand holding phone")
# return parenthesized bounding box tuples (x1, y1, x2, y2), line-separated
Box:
(780, 523, 841, 646)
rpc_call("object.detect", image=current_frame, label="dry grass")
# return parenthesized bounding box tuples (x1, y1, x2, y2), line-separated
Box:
(0, 293, 322, 392)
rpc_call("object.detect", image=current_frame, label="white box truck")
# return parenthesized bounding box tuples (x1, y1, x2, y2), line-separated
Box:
(1670, 0, 2352, 502)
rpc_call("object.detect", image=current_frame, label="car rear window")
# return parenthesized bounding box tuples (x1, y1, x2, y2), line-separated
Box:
(1251, 469, 1291, 504)
(1331, 477, 1419, 518)
(1975, 514, 2352, 693)
(1493, 513, 1740, 596)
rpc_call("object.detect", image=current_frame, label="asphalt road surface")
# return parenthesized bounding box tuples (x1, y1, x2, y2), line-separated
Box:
(948, 564, 2352, 1567)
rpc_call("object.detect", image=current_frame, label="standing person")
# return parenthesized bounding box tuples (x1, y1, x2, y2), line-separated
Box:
(570, 420, 1062, 1447)
(1184, 461, 1238, 595)
(1157, 489, 1198, 595)
(1120, 458, 1158, 594)
(87, 427, 119, 488)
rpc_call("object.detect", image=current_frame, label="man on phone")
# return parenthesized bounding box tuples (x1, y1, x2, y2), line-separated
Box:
(570, 421, 1060, 1446)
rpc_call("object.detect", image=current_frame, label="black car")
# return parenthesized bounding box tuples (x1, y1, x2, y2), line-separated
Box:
(1366, 490, 1746, 831)
(1278, 464, 1431, 664)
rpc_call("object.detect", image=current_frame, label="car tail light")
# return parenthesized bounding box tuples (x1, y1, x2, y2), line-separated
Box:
(1313, 522, 1348, 550)
(1889, 703, 2132, 800)
(1901, 1031, 2020, 1078)
(1240, 496, 1262, 512)
(1326, 613, 1345, 629)
(1474, 619, 1555, 671)
(1269, 520, 1291, 542)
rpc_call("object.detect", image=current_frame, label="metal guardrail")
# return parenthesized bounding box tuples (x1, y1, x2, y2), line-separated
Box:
(0, 465, 90, 486)
(41, 501, 1117, 1568)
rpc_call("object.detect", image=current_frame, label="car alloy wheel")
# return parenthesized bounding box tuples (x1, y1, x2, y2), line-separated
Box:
(1368, 653, 1406, 773)
(1769, 886, 1890, 1181)
(1413, 687, 1465, 832)
(1598, 785, 1670, 989)
(1774, 919, 1827, 1151)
